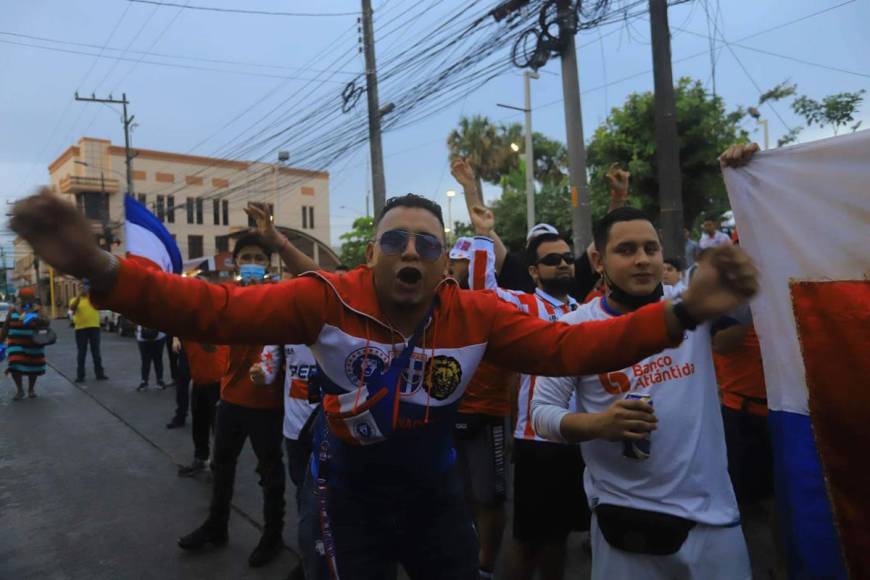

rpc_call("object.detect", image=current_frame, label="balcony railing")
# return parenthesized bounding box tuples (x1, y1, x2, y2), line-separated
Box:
(59, 175, 121, 194)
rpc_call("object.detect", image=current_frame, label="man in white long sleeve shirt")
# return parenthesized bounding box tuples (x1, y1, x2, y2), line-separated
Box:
(531, 206, 751, 580)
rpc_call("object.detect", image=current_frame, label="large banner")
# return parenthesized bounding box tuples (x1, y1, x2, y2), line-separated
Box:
(723, 131, 870, 579)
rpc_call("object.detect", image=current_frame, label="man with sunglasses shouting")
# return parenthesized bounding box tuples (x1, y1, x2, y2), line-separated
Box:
(11, 188, 757, 580)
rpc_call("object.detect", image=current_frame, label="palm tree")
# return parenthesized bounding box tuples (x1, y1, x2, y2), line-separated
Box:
(447, 115, 507, 199)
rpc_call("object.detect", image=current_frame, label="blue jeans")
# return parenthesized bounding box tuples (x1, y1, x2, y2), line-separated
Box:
(299, 466, 479, 580)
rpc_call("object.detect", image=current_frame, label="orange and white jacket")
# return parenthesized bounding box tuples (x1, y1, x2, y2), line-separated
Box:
(95, 257, 680, 480)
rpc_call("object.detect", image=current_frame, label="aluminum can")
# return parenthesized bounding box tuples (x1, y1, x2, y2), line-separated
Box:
(622, 393, 653, 460)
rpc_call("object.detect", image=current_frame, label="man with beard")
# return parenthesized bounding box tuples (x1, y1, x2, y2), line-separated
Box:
(10, 187, 758, 580)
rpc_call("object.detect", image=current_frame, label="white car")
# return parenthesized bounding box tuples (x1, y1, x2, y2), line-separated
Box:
(100, 310, 120, 332)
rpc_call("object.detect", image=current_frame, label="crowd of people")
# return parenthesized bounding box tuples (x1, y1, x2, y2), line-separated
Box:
(7, 142, 778, 580)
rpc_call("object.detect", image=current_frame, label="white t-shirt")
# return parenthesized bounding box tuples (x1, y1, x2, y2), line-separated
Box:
(260, 344, 318, 439)
(531, 294, 739, 526)
(698, 230, 732, 249)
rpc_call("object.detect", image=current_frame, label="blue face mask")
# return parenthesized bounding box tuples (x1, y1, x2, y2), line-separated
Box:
(239, 264, 267, 282)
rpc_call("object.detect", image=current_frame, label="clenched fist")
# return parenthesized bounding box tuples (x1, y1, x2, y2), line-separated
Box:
(681, 246, 759, 322)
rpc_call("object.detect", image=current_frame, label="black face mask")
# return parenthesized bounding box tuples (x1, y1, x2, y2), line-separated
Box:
(602, 269, 663, 310)
(540, 276, 574, 298)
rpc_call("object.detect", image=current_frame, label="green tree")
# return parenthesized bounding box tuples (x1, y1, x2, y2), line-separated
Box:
(338, 216, 374, 268)
(586, 77, 749, 229)
(447, 115, 507, 194)
(792, 90, 866, 136)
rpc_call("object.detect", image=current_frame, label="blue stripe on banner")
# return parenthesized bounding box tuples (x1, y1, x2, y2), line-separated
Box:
(8, 329, 34, 337)
(768, 410, 847, 579)
(124, 193, 183, 273)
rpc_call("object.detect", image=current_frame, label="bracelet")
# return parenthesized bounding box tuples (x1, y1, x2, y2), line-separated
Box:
(671, 299, 700, 331)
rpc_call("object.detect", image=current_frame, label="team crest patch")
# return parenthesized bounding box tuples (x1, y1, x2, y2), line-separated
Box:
(424, 355, 463, 401)
(399, 351, 428, 395)
(344, 347, 390, 384)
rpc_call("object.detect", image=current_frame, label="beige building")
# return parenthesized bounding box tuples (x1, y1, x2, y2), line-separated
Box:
(14, 136, 337, 311)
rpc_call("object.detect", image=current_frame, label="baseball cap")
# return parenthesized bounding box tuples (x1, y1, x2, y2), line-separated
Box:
(526, 223, 559, 244)
(449, 237, 474, 260)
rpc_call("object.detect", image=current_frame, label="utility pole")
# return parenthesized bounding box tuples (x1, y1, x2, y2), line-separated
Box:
(523, 71, 539, 231)
(74, 92, 135, 198)
(360, 0, 387, 217)
(557, 0, 593, 254)
(648, 0, 684, 260)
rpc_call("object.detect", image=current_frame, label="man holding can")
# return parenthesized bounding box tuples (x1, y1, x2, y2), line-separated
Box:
(531, 143, 760, 579)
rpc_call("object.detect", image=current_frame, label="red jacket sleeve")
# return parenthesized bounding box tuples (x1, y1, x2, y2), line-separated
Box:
(92, 258, 328, 346)
(480, 295, 681, 376)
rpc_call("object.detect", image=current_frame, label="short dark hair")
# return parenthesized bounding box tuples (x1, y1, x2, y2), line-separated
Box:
(664, 257, 685, 272)
(526, 232, 565, 267)
(232, 232, 273, 262)
(378, 193, 444, 228)
(593, 207, 655, 252)
(335, 263, 350, 272)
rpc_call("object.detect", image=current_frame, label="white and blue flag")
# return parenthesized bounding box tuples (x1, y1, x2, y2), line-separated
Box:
(124, 193, 182, 273)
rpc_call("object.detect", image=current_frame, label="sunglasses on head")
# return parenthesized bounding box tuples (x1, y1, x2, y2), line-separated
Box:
(536, 252, 574, 267)
(377, 229, 443, 262)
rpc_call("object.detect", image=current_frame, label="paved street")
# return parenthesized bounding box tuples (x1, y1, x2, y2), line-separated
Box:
(0, 321, 777, 579)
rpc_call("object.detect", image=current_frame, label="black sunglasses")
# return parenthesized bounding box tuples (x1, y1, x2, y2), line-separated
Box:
(536, 252, 574, 267)
(377, 229, 443, 262)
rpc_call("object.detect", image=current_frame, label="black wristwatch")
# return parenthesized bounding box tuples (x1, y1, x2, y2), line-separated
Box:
(672, 299, 700, 331)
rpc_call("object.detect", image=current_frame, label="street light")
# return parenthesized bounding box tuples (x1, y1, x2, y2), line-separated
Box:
(510, 142, 520, 152)
(446, 189, 457, 244)
(497, 70, 539, 231)
(747, 107, 769, 150)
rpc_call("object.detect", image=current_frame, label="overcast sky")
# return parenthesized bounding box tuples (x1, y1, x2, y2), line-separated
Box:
(1, 0, 867, 248)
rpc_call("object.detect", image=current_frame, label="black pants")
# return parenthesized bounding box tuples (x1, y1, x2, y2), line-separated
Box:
(209, 401, 285, 533)
(137, 338, 165, 383)
(722, 405, 774, 504)
(75, 327, 104, 379)
(191, 383, 220, 461)
(173, 347, 191, 422)
(166, 336, 180, 382)
(284, 437, 312, 512)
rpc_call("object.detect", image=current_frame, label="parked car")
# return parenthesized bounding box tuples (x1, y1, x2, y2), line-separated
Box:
(0, 302, 10, 324)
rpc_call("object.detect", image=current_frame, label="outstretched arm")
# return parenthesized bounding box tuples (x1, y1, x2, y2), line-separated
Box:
(451, 157, 507, 273)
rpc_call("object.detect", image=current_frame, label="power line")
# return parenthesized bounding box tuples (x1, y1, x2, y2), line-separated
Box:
(0, 38, 350, 83)
(126, 0, 359, 17)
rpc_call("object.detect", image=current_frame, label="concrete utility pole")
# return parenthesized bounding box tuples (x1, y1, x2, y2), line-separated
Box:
(648, 0, 684, 260)
(523, 70, 539, 231)
(360, 0, 387, 218)
(557, 0, 593, 254)
(74, 92, 136, 198)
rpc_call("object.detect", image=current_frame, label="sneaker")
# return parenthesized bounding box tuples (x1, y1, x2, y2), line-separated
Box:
(136, 382, 147, 391)
(166, 417, 186, 429)
(177, 459, 206, 477)
(157, 381, 167, 390)
(177, 522, 228, 551)
(13, 392, 24, 401)
(27, 391, 36, 399)
(96, 374, 109, 381)
(74, 376, 85, 383)
(248, 530, 283, 568)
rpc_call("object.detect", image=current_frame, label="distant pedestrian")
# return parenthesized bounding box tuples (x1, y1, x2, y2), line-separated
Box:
(663, 257, 687, 294)
(684, 228, 701, 270)
(166, 337, 191, 429)
(3, 288, 49, 400)
(69, 284, 108, 382)
(177, 339, 228, 475)
(699, 217, 733, 249)
(136, 325, 166, 391)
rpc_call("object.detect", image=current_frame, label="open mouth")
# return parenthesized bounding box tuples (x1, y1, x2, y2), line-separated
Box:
(397, 267, 423, 285)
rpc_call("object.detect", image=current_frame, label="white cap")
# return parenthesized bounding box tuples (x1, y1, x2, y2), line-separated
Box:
(449, 237, 474, 260)
(526, 223, 559, 244)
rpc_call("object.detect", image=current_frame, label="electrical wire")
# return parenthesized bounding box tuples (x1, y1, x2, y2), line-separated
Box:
(127, 0, 359, 17)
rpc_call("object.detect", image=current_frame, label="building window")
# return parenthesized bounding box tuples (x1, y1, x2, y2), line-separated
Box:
(137, 193, 147, 206)
(301, 206, 307, 229)
(167, 196, 175, 223)
(195, 198, 203, 225)
(82, 192, 104, 220)
(188, 235, 203, 259)
(186, 198, 194, 224)
(222, 200, 229, 226)
(156, 195, 165, 222)
(308, 206, 314, 229)
(215, 236, 229, 254)
(249, 203, 274, 227)
(301, 206, 314, 229)
(213, 200, 220, 225)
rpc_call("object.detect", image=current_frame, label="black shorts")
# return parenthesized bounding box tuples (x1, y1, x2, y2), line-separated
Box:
(454, 413, 508, 506)
(721, 405, 774, 504)
(513, 438, 590, 543)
